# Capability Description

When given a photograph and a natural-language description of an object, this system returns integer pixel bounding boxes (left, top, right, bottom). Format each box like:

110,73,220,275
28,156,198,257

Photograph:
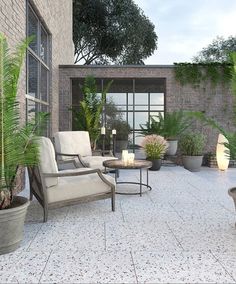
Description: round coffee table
103,159,152,196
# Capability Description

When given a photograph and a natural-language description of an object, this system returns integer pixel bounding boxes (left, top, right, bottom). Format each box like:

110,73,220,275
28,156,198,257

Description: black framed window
26,4,50,134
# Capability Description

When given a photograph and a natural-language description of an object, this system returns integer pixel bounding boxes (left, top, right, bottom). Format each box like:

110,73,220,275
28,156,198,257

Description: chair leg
29,188,33,201
43,205,48,222
111,192,115,212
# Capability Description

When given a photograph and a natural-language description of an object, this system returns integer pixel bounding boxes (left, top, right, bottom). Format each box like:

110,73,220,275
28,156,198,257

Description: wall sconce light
216,134,229,171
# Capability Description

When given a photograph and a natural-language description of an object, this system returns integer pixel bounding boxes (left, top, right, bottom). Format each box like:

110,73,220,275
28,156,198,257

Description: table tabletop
103,159,152,169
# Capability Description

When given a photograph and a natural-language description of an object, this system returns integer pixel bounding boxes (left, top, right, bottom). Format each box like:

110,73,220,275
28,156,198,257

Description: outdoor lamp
101,126,106,135
216,133,229,171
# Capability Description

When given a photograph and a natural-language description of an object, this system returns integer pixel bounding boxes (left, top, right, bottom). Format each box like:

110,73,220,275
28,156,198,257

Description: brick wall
59,65,234,153
0,0,74,133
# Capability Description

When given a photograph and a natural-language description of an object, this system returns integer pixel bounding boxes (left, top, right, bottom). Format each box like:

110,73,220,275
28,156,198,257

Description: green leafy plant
110,119,131,141
70,76,113,150
179,133,205,156
140,111,191,140
0,34,48,209
141,135,167,159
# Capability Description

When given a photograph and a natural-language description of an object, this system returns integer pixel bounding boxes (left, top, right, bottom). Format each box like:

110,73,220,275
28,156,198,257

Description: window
26,4,50,133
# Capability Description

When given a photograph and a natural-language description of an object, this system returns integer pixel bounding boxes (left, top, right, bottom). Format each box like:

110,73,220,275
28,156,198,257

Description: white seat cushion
54,131,92,161
39,137,58,188
82,156,117,171
46,168,115,203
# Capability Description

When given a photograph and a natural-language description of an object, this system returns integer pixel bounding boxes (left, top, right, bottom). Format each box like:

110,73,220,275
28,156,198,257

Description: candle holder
112,133,116,157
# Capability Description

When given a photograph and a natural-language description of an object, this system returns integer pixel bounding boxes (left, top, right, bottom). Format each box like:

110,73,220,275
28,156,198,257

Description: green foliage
71,76,113,149
193,36,236,63
73,0,158,64
179,133,205,156
110,119,131,141
0,34,47,209
174,62,232,86
140,111,191,139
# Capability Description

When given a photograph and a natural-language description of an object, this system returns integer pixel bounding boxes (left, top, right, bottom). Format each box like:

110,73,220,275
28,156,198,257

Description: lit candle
112,129,116,135
122,150,128,164
128,153,135,164
101,127,106,135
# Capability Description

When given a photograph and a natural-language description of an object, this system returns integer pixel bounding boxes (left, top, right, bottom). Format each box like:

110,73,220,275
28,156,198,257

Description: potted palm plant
179,132,205,172
140,111,191,155
141,135,168,170
0,34,43,254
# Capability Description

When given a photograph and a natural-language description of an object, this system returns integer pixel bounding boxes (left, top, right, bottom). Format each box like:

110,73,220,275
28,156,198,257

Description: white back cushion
54,131,92,159
39,137,58,188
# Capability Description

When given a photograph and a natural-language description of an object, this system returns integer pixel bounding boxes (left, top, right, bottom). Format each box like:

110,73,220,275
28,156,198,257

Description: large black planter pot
0,196,29,255
148,159,162,171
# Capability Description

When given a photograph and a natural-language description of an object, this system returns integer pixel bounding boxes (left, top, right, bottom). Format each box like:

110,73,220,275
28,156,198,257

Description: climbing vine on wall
174,62,232,86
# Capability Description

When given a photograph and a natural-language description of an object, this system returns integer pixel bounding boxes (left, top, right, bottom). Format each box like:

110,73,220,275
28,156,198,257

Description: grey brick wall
59,65,234,153
0,0,74,133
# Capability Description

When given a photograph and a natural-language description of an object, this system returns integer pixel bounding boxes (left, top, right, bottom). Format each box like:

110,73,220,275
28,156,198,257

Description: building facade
59,65,234,153
0,0,74,134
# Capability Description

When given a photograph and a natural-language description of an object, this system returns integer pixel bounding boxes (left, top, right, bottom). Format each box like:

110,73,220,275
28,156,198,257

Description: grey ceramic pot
166,140,178,156
182,155,203,172
0,196,29,255
149,159,162,171
228,187,236,227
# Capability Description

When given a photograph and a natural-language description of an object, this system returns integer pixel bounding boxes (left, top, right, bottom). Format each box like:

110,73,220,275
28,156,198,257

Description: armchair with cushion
28,137,115,222
54,131,117,171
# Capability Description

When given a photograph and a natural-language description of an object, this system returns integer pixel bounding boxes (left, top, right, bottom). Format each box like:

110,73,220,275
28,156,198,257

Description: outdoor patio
0,166,235,283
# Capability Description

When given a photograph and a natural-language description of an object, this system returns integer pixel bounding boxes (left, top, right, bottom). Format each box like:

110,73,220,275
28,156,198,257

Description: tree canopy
73,0,158,65
193,36,236,63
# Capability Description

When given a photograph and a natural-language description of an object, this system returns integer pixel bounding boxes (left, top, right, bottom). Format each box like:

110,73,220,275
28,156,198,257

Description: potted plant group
179,132,205,172
140,111,191,156
141,135,168,170
0,34,44,254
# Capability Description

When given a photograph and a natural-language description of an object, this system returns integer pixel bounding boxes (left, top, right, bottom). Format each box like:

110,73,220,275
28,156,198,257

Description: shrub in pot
179,132,205,172
141,135,168,171
0,34,46,254
140,111,192,155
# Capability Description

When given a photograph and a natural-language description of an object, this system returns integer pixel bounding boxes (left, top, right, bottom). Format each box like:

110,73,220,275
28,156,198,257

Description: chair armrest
55,152,87,167
43,169,115,189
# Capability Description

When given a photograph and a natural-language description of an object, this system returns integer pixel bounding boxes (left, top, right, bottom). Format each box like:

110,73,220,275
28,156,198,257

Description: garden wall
59,65,234,153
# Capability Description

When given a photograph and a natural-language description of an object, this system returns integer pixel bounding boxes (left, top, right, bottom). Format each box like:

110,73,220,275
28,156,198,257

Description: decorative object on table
0,34,48,255
179,132,205,172
101,126,106,154
141,135,168,171
140,111,192,156
216,134,229,171
122,150,129,165
112,129,116,156
111,120,131,152
228,187,236,227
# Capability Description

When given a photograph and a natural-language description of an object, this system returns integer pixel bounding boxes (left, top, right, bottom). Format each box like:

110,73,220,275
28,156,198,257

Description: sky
133,0,236,64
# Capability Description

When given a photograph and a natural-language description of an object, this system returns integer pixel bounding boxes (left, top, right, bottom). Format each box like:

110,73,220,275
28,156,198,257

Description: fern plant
71,76,113,150
140,111,191,139
0,34,46,209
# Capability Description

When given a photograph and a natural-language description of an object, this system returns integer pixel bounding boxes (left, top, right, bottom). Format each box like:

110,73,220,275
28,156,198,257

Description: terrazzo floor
1,166,236,283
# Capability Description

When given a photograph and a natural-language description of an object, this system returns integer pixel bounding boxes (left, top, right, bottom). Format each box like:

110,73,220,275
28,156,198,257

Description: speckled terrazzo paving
1,166,236,283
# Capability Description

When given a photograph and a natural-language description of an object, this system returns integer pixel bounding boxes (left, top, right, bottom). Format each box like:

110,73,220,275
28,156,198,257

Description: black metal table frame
105,166,152,196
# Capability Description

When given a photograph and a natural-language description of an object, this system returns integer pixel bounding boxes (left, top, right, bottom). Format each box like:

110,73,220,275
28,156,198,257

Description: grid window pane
107,93,126,105
28,8,38,54
40,27,48,63
28,54,39,98
150,105,164,111
150,93,164,105
135,93,148,105
40,66,48,102
135,112,148,129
